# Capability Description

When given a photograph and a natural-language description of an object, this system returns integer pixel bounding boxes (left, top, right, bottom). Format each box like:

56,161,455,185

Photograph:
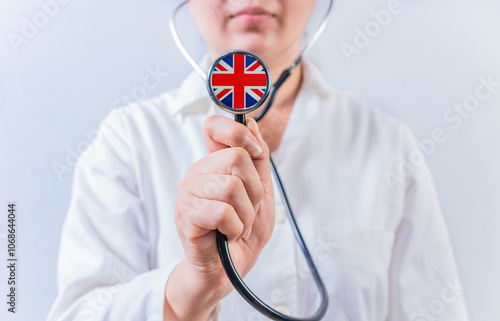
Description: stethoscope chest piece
207,50,271,115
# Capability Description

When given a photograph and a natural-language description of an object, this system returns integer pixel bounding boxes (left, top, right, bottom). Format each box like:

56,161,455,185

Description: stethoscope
170,1,334,320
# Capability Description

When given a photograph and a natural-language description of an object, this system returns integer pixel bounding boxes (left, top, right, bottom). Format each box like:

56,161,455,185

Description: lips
230,6,274,24
231,7,273,17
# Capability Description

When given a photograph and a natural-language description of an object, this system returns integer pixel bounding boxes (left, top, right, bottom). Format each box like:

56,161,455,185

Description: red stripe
212,73,267,86
251,88,264,98
247,62,261,72
234,54,245,108
216,88,231,100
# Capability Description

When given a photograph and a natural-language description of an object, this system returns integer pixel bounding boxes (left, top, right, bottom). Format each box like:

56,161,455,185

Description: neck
247,47,303,153
248,47,303,119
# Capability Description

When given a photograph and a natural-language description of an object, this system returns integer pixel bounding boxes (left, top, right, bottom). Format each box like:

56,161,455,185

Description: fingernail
254,123,264,141
248,118,263,141
245,135,262,157
242,226,253,240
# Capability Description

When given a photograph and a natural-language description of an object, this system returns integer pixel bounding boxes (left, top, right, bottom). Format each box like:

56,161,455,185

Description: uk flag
210,53,268,109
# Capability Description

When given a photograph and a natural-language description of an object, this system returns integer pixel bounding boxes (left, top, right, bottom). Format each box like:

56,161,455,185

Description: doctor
48,0,470,321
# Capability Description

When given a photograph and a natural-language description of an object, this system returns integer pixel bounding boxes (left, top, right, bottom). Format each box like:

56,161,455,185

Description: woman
48,1,469,320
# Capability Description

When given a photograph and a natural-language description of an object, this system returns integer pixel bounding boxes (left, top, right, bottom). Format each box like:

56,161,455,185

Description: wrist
164,259,230,321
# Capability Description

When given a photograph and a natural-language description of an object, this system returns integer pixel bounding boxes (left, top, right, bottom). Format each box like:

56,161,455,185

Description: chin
228,33,271,57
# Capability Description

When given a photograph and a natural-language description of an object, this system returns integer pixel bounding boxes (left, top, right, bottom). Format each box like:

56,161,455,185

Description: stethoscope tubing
217,115,329,320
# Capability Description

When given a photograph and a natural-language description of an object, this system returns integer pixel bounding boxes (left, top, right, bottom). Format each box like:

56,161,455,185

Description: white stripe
216,60,233,72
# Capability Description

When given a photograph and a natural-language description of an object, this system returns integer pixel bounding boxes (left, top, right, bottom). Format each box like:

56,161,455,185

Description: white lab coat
47,60,469,321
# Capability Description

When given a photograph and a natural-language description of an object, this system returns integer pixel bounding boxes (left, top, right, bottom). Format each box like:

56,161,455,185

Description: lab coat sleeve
47,108,218,321
386,127,470,321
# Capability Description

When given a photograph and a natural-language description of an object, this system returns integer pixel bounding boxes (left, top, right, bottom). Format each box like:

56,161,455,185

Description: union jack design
209,53,268,110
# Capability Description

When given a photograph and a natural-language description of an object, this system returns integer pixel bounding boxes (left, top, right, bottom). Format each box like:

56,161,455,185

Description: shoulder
303,61,416,154
335,89,412,141
303,61,422,194
95,85,190,143
78,89,180,165
304,60,407,129
106,89,180,127
99,68,210,138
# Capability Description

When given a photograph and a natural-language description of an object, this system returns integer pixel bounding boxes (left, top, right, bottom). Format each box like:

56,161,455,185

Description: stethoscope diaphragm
207,50,271,115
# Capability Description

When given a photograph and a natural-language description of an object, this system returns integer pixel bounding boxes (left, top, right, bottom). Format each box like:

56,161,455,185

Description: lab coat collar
169,54,331,117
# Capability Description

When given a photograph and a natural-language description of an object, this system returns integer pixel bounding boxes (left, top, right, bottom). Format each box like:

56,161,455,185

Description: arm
387,128,469,320
47,110,274,321
47,109,183,321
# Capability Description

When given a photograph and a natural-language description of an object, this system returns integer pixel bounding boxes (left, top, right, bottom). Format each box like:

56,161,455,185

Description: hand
164,115,275,321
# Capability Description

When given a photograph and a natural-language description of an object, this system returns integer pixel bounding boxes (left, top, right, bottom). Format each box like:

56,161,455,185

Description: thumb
246,117,274,198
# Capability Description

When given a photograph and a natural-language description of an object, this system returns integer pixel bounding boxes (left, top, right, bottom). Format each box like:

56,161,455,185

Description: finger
181,174,256,238
245,117,273,198
177,196,244,242
204,115,262,157
186,147,264,211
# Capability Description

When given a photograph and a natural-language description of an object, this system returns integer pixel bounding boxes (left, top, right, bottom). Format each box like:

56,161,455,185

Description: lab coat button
275,205,286,224
274,305,291,315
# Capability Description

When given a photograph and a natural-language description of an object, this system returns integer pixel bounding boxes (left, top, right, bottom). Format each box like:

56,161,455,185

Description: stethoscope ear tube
214,116,329,321
254,68,291,122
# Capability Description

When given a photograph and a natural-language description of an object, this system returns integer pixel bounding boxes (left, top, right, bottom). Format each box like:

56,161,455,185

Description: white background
0,0,499,320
